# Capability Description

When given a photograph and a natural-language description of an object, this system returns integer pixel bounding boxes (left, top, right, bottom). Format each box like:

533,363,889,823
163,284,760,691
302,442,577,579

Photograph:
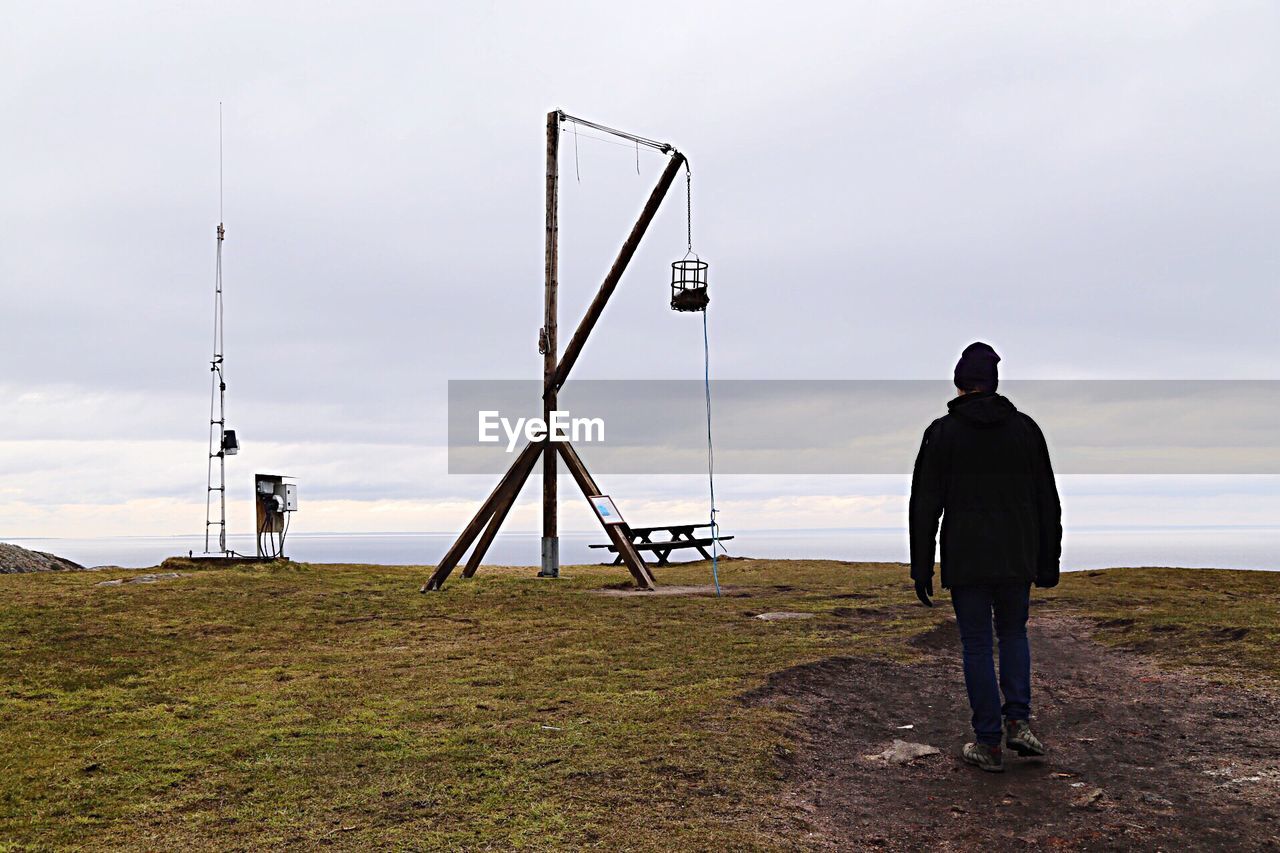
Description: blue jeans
950,583,1032,746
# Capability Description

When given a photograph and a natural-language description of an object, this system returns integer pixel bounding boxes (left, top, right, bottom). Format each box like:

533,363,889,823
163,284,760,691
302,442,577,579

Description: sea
5,527,1279,572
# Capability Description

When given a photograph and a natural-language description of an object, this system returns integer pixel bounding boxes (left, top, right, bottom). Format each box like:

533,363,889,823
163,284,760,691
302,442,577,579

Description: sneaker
1004,719,1047,757
962,742,1004,772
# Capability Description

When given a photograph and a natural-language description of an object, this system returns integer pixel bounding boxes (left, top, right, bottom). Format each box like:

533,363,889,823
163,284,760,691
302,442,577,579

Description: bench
590,523,734,566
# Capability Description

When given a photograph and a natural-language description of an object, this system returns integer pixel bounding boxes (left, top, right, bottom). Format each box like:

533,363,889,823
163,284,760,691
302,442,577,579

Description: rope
703,308,721,597
684,161,719,594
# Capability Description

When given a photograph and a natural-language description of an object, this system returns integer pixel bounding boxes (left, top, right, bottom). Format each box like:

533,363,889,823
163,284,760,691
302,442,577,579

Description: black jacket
909,392,1062,589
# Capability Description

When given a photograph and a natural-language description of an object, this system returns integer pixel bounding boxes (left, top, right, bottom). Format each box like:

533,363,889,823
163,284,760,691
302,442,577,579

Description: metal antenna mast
204,105,230,555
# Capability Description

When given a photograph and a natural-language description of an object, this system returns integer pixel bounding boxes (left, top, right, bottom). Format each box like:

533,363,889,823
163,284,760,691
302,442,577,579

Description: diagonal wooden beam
555,441,655,589
463,441,541,578
545,152,686,397
422,440,543,591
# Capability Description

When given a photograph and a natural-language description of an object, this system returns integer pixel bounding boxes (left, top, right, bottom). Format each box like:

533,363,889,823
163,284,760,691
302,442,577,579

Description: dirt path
746,610,1280,851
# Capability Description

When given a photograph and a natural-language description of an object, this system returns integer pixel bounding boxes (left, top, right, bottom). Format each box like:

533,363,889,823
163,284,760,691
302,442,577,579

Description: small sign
589,495,625,525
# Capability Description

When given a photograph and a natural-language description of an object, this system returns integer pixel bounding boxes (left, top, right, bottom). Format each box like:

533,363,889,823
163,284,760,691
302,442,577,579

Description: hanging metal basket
671,257,709,312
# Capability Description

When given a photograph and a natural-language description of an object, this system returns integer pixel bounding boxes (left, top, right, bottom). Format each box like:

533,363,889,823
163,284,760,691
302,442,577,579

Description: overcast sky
2,2,1277,542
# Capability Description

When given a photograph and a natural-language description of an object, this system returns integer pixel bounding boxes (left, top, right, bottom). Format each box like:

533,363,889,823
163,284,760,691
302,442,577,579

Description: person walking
909,342,1063,772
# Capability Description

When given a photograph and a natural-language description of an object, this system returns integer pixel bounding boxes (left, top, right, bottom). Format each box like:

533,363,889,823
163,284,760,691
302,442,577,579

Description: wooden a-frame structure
423,111,685,592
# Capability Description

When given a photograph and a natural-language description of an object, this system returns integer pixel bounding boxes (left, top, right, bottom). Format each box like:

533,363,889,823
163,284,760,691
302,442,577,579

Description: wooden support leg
604,524,652,586
422,441,543,591
555,441,654,589
463,441,541,578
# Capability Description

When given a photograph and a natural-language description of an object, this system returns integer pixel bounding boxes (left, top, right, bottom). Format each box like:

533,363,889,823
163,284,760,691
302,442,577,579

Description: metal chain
685,163,693,254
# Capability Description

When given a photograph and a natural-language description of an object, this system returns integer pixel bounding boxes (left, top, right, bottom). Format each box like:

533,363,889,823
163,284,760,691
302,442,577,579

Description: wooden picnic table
590,522,733,566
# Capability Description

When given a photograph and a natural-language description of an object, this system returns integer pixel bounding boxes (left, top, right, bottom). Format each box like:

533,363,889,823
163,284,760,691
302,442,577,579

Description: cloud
2,2,1278,537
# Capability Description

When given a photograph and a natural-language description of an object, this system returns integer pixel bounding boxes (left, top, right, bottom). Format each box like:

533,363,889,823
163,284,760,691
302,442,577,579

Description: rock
1072,787,1104,808
1141,792,1173,808
131,572,181,583
754,611,815,621
865,739,941,764
95,572,182,587
0,542,83,574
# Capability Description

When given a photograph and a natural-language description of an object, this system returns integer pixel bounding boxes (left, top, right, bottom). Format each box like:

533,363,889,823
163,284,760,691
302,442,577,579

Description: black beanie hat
954,342,1000,392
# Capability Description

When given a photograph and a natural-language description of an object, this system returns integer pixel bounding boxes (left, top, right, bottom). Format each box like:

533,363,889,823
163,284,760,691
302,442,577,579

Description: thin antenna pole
218,102,223,222
205,105,229,555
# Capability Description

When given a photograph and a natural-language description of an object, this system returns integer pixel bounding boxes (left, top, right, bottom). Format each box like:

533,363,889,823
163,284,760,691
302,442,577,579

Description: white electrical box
253,473,297,559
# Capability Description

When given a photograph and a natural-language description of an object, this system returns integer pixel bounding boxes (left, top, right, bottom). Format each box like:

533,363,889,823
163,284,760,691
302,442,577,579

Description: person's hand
1035,565,1060,589
914,577,934,607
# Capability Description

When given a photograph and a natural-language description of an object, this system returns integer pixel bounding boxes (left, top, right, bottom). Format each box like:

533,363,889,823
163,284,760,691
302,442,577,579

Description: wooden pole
540,110,560,578
545,151,686,396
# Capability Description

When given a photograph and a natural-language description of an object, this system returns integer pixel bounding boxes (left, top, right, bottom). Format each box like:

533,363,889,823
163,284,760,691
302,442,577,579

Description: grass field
1,558,1276,850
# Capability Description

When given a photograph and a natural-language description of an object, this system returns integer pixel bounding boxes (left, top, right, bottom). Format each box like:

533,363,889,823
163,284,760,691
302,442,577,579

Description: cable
681,160,719,594
703,308,721,597
257,496,286,559
573,119,580,183
279,509,291,557
559,126,654,152
558,112,675,154
257,503,267,558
